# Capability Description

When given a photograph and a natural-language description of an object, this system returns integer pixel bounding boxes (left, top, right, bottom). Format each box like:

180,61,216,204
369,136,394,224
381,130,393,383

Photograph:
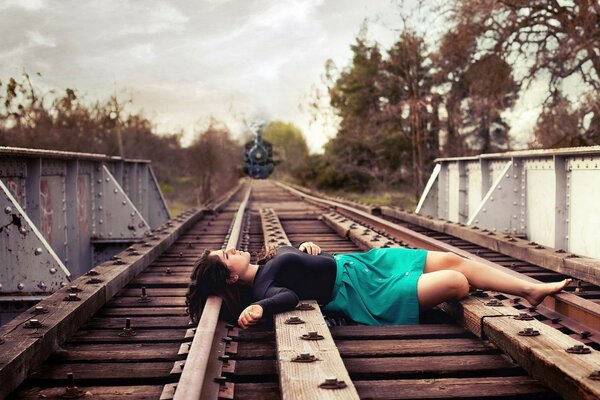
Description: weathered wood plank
13,385,163,400
106,296,186,307
334,338,497,357
67,328,188,343
353,376,555,399
328,324,469,339
275,300,360,400
234,383,280,400
28,362,174,381
82,316,191,329
233,354,518,378
95,306,187,317
50,343,179,362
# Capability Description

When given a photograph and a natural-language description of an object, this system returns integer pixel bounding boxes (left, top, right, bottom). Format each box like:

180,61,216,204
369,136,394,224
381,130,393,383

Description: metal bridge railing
416,146,600,259
0,146,170,300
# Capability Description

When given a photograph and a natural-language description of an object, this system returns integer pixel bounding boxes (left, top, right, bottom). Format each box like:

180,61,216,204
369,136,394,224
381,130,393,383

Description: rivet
301,331,324,341
514,312,534,320
64,293,81,301
518,327,540,336
4,206,12,214
319,377,347,389
32,305,48,315
566,344,591,354
590,370,600,380
34,248,43,256
24,318,43,328
17,282,24,290
296,303,315,310
68,286,82,293
292,353,318,363
285,316,305,325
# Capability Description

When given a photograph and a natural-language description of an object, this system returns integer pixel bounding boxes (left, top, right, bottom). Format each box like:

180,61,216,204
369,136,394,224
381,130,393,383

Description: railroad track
2,180,600,399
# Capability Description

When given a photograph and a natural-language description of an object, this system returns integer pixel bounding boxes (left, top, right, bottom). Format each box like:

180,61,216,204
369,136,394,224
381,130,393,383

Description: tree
187,122,242,204
379,31,438,194
444,0,600,146
261,121,309,180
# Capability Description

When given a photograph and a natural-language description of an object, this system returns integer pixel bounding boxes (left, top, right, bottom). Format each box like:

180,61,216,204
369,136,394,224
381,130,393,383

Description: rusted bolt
512,297,522,304
165,268,172,275
296,303,315,311
86,278,103,284
32,305,49,315
113,259,126,265
118,318,136,337
486,299,503,307
319,377,347,389
590,370,600,380
86,270,99,276
187,242,193,248
222,336,233,343
64,293,81,302
68,286,82,293
580,331,591,339
301,331,324,341
518,327,540,336
62,372,84,398
285,316,305,325
139,287,151,303
566,344,591,354
292,353,318,363
471,289,488,298
514,313,534,321
24,319,43,328
551,317,561,324
179,252,183,258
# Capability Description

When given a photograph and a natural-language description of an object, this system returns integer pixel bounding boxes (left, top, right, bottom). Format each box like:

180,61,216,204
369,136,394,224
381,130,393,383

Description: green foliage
262,121,309,179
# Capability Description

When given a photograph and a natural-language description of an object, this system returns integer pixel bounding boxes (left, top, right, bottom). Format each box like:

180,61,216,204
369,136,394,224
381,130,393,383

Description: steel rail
275,181,600,335
174,183,252,400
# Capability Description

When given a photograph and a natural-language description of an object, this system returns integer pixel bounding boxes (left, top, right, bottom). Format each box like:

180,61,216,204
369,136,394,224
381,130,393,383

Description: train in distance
243,130,274,179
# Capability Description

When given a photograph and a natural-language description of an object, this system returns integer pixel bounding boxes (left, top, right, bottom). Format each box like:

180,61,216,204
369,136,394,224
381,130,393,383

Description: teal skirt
323,248,427,325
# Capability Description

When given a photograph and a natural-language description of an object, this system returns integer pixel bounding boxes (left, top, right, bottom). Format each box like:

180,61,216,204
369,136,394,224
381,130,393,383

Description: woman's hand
299,241,321,255
238,304,263,329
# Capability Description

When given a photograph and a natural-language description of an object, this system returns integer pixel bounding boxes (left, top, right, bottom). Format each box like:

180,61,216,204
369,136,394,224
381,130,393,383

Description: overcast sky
1,0,548,153
0,0,427,152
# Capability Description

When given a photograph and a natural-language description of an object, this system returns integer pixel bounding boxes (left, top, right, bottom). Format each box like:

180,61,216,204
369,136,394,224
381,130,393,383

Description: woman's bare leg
424,252,571,306
417,270,470,310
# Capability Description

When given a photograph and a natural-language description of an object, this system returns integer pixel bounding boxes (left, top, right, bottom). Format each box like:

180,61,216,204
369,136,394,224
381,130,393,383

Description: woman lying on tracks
186,243,571,329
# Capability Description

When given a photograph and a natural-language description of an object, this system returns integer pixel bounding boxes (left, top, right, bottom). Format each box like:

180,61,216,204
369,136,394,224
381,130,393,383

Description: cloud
0,0,404,152
26,31,56,48
1,0,46,11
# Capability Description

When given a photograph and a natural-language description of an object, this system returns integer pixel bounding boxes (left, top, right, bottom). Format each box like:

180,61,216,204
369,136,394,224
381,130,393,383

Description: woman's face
210,248,251,281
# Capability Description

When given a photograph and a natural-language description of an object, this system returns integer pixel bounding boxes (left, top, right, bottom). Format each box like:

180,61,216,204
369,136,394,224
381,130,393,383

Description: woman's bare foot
525,279,572,306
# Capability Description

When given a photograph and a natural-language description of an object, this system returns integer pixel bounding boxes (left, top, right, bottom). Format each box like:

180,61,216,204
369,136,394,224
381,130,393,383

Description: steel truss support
0,179,69,295
416,146,600,259
0,147,171,297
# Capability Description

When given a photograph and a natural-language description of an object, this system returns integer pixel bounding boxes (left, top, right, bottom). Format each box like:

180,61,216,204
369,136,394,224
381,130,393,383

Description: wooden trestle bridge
1,146,600,399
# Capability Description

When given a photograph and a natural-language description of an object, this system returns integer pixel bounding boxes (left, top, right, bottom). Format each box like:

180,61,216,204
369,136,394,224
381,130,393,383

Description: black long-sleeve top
251,246,337,317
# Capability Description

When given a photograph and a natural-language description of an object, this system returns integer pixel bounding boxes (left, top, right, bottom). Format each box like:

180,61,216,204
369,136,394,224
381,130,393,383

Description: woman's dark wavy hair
186,247,278,324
